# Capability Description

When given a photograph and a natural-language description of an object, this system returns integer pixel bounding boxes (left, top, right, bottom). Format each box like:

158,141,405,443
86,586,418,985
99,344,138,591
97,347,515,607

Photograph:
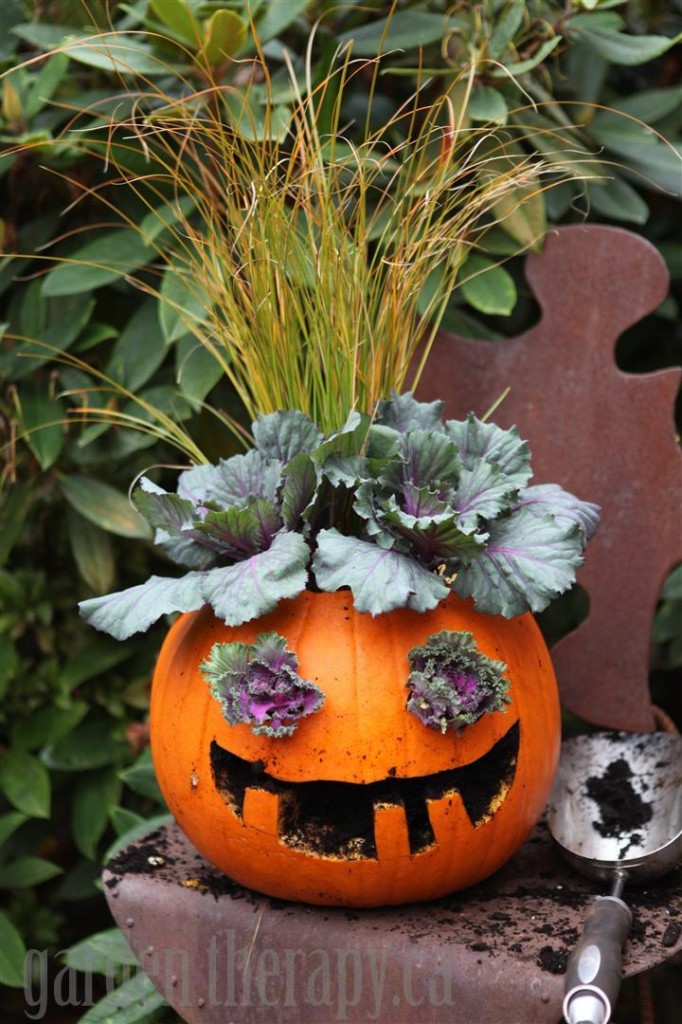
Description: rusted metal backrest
417,224,682,732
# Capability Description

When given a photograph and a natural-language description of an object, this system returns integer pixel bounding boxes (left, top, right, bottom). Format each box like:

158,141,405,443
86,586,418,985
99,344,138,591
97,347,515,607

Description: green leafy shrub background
1,2,680,1021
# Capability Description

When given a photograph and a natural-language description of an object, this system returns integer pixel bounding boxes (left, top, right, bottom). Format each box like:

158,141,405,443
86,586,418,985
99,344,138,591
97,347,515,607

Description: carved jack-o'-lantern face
150,591,560,907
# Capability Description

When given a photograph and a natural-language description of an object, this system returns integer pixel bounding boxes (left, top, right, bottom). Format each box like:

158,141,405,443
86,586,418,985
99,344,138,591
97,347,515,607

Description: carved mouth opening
210,720,519,860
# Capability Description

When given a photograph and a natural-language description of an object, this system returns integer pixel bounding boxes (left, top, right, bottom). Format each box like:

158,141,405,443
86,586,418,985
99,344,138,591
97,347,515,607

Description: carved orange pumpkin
150,591,560,907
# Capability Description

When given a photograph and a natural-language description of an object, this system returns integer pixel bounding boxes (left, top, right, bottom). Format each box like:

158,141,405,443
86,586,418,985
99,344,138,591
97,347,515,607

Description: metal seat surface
103,818,682,1024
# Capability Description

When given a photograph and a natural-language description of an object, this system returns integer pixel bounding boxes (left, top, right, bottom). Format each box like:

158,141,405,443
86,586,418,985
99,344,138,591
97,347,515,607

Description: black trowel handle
562,895,632,1024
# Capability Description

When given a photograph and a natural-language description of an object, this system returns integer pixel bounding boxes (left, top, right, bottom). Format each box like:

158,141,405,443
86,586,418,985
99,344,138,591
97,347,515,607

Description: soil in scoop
585,757,653,838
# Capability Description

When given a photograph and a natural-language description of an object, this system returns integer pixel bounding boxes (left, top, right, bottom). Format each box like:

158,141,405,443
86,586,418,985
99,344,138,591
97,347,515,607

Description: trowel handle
562,895,632,1024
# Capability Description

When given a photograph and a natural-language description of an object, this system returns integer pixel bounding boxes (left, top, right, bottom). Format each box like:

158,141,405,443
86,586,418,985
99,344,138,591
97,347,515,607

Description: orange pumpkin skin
150,591,560,907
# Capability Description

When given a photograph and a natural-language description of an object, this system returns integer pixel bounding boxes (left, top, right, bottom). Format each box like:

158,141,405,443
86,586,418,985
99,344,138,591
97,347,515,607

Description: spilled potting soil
103,818,681,980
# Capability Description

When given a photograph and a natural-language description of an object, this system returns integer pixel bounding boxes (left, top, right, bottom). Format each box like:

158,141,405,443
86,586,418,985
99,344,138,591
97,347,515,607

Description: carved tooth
373,803,412,861
427,790,475,850
483,776,514,822
243,787,280,836
210,720,520,861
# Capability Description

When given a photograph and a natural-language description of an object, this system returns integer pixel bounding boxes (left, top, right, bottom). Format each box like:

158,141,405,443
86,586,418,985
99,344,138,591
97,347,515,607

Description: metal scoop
547,731,682,1024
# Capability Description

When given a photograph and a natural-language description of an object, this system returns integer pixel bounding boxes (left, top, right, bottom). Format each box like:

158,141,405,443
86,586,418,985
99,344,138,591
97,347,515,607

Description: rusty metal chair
103,225,682,1023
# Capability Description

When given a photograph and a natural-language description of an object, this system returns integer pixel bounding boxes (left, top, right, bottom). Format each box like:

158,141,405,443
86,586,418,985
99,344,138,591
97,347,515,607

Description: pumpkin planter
82,395,598,908
61,48,601,911
150,590,560,907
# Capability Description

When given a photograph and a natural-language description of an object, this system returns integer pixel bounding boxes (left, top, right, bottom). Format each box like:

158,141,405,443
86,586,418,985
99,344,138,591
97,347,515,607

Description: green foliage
0,485,168,1018
653,565,682,669
10,31,576,439
0,909,26,987
0,750,51,818
64,927,139,972
60,477,152,540
77,970,166,1024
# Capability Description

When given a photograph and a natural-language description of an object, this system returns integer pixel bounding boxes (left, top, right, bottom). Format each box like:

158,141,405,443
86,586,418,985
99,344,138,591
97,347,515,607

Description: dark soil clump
662,922,682,947
107,830,174,876
537,946,568,974
585,757,653,838
192,869,244,900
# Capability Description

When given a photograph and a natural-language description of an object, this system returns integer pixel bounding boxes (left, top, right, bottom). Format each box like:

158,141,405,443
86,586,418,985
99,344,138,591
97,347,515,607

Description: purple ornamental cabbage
406,631,510,733
201,632,325,737
78,394,601,641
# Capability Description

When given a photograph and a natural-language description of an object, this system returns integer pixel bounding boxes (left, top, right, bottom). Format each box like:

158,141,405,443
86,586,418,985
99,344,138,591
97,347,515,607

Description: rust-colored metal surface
416,225,682,732
104,820,682,1024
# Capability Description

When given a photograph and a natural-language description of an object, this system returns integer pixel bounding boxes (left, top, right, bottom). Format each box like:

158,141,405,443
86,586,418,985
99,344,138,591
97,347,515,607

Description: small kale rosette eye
406,631,510,734
201,633,325,738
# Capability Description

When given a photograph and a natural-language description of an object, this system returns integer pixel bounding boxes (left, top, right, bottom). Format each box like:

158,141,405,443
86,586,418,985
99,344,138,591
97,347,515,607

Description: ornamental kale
79,394,600,639
201,633,325,737
406,631,510,733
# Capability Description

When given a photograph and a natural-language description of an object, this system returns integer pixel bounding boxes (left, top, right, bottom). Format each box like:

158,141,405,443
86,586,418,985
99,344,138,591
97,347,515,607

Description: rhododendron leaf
201,9,247,66
445,414,531,486
252,410,323,462
194,499,282,556
377,392,445,433
313,528,449,614
200,532,310,625
453,461,519,532
280,452,319,529
517,484,601,540
454,508,584,617
79,573,205,640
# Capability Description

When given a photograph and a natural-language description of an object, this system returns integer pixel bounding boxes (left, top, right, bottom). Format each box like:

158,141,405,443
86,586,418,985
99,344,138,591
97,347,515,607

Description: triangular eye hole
201,632,325,737
406,630,510,734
